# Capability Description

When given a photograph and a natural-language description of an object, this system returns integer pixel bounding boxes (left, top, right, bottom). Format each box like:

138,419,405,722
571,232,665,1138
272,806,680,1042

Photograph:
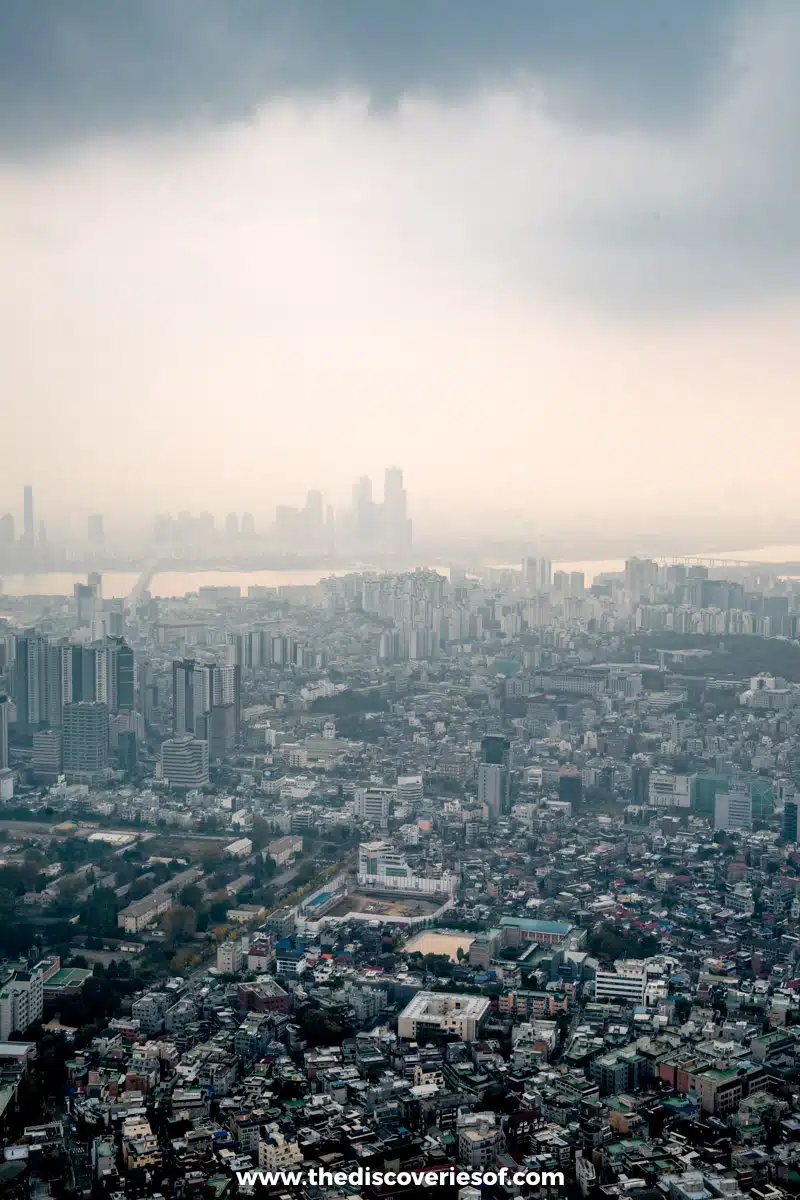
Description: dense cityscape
1,484,800,1199
5,2,800,1199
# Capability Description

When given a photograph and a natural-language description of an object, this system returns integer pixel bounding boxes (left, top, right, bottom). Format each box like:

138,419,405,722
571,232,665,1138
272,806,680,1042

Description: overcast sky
2,1,799,535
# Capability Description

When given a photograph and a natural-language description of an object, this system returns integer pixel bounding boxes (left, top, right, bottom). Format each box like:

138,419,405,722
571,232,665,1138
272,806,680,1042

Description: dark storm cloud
0,0,743,154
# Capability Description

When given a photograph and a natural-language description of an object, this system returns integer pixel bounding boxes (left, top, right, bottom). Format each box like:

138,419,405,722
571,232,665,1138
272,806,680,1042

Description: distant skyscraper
225,513,239,540
22,485,34,549
0,514,14,546
569,571,585,597
74,581,99,627
12,632,46,727
783,799,799,843
211,662,241,734
172,659,212,738
479,735,511,819
353,475,375,541
241,512,255,537
305,491,324,539
0,694,8,770
88,514,104,546
625,557,658,599
44,642,72,728
523,557,552,589
384,467,411,553
62,701,110,777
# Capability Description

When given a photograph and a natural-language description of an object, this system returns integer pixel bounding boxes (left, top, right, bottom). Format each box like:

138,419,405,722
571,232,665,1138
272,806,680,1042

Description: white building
354,787,393,826
398,992,491,1042
0,965,44,1039
395,774,424,805
117,892,171,934
226,837,253,859
477,762,505,821
714,785,753,832
457,1114,505,1168
647,771,693,808
258,1129,303,1172
267,835,303,866
594,959,651,1006
357,840,456,895
160,735,209,789
217,940,244,974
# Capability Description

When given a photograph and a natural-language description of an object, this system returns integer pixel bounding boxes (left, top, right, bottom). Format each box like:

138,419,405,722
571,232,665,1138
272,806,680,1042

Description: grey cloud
0,0,743,155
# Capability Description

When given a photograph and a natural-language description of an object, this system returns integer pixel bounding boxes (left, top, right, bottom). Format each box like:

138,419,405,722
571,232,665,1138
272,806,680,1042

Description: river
3,543,800,598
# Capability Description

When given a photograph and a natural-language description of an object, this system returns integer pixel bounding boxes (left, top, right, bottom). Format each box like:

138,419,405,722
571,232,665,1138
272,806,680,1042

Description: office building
62,702,110,778
648,771,692,808
112,638,135,710
783,799,799,843
210,704,237,759
0,513,13,546
161,735,209,789
173,658,238,751
714,784,753,832
173,659,212,738
354,786,393,826
395,773,424,805
398,992,491,1042
594,960,651,1005
32,729,63,779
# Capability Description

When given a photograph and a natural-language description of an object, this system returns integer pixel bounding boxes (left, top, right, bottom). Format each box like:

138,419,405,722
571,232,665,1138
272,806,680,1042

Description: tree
180,883,203,909
163,905,197,942
0,887,16,919
251,818,271,853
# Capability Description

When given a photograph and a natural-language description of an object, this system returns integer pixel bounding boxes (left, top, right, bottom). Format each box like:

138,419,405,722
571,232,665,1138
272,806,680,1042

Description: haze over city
7,7,800,1197
3,1,800,543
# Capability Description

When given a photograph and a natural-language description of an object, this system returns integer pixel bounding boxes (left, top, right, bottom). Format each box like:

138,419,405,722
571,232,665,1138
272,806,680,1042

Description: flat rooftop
400,991,491,1022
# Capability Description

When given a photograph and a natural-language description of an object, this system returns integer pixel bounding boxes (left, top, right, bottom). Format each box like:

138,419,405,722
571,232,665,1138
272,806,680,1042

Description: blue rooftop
500,917,572,934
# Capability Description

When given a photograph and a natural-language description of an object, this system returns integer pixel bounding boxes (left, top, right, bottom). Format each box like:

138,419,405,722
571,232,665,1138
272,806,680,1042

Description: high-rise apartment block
62,701,110,779
478,735,511,820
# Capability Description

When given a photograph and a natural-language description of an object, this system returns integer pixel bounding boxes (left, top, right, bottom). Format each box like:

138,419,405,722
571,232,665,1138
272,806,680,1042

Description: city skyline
3,3,800,524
